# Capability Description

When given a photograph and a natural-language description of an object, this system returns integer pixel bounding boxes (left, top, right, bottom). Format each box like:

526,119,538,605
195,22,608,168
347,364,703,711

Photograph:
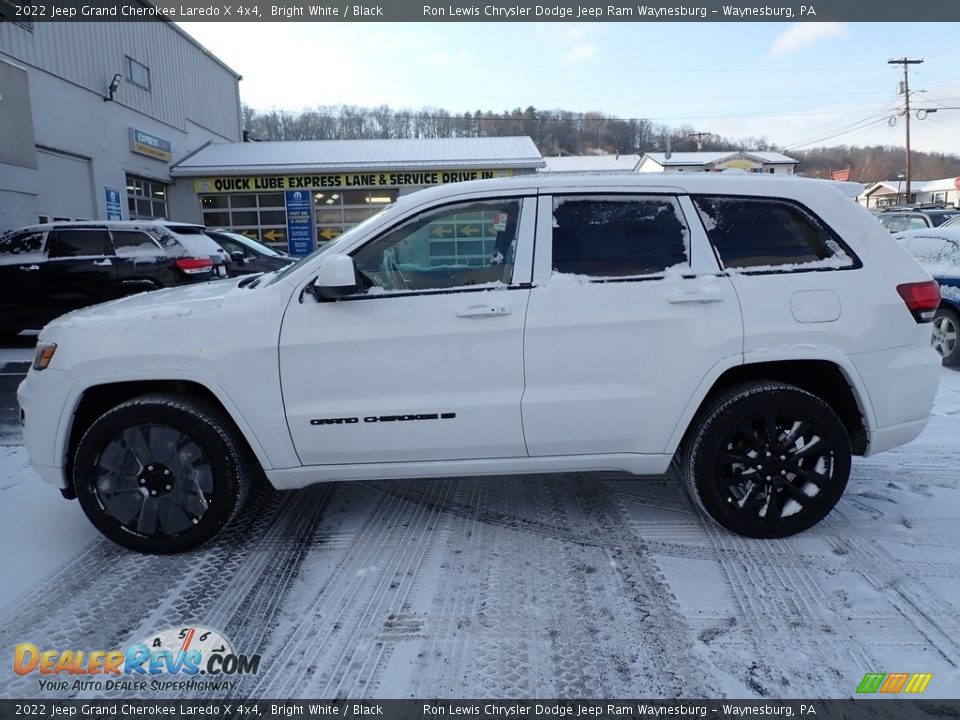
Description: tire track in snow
245,479,454,698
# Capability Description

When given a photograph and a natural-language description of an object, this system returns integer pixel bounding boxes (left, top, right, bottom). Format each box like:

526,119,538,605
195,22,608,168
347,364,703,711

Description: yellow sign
194,169,514,194
263,229,285,242
319,228,342,240
718,158,759,170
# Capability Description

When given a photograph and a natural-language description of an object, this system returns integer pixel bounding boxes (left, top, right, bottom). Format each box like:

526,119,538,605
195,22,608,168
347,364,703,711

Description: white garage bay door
36,148,94,221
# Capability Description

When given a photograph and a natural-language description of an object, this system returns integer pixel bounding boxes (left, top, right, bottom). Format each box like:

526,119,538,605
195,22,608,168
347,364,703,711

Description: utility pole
687,131,712,151
888,57,923,204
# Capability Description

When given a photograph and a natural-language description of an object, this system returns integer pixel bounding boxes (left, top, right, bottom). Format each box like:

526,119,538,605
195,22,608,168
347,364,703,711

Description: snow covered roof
862,177,960,196
642,151,798,167
539,154,641,173
171,137,545,176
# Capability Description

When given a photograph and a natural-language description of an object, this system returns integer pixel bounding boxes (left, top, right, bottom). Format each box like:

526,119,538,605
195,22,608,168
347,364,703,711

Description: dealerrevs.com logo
13,626,261,693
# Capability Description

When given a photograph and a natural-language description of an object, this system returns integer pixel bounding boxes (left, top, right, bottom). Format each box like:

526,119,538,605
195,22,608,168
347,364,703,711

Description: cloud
769,23,848,57
563,44,598,64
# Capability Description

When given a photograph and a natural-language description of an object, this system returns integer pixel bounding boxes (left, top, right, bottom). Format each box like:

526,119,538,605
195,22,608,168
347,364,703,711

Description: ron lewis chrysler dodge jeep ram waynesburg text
18,174,943,553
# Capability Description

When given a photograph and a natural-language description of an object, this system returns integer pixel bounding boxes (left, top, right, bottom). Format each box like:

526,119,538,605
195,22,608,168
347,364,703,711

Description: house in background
858,177,960,208
636,151,798,175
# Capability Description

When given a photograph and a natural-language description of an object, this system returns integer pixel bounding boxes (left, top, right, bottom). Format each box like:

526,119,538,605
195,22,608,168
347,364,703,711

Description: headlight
32,342,57,371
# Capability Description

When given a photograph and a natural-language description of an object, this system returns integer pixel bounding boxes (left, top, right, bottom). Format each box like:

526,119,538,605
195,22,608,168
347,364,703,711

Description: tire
73,393,251,554
682,381,851,539
931,306,960,366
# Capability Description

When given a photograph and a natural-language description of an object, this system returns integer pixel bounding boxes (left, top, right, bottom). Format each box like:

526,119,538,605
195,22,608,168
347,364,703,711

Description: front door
279,195,536,465
39,228,117,316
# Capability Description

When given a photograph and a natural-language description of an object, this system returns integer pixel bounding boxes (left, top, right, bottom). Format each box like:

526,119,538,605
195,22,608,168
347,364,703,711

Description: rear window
110,230,162,257
691,195,855,271
148,225,223,258
551,195,689,278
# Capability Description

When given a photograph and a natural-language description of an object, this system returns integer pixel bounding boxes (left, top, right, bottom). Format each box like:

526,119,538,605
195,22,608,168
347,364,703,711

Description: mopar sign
129,128,172,162
285,190,315,257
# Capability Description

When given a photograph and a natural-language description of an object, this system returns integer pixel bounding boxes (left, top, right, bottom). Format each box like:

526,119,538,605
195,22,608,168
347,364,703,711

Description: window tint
110,230,161,257
0,231,44,257
352,199,521,293
551,195,688,277
692,196,853,270
48,229,110,258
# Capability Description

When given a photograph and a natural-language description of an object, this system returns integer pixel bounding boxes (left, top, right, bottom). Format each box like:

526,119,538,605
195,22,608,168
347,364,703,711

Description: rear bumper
849,331,941,457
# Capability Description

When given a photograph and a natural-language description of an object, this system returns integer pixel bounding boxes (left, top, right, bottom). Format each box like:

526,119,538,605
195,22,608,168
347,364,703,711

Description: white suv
17,174,943,553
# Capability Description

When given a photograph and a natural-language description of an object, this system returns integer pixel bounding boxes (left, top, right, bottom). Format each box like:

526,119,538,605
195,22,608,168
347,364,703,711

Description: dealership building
0,18,244,232
0,15,545,256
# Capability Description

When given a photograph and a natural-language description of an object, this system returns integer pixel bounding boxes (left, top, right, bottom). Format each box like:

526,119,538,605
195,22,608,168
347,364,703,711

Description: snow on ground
1,370,959,699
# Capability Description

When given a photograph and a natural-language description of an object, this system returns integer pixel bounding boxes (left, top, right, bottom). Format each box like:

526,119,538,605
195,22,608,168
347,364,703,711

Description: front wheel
682,382,851,538
73,393,251,553
931,306,959,366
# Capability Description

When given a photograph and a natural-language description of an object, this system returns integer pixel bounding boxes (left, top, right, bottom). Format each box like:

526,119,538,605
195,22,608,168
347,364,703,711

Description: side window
886,216,907,233
352,199,521,293
0,231,45,262
551,195,688,277
110,230,161,257
47,229,111,259
906,216,929,231
692,195,855,270
213,236,247,256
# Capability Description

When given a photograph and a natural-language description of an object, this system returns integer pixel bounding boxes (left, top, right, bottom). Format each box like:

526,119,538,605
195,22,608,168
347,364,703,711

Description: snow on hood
44,277,245,332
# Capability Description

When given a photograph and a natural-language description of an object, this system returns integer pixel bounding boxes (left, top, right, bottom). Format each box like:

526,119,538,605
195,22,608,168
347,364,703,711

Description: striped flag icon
856,672,932,694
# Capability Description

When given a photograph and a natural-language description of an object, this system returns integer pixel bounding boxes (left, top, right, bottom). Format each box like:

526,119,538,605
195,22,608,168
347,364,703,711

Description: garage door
36,149,94,221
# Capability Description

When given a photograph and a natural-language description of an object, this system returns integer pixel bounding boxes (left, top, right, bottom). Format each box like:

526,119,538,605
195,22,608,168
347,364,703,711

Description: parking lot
1,332,959,699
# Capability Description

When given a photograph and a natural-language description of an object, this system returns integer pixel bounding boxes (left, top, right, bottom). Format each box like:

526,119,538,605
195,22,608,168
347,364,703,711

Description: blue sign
285,190,315,257
104,187,123,220
129,127,173,162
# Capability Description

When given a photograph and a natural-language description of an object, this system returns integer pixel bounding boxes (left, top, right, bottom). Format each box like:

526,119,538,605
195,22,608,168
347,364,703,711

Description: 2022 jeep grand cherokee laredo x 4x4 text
18,174,943,553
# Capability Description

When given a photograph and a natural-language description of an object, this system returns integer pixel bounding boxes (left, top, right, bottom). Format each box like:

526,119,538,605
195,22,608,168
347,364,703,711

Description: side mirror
310,253,360,299
230,250,246,265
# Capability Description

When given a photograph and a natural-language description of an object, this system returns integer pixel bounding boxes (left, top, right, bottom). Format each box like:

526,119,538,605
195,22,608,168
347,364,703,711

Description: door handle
19,265,39,272
92,259,113,267
667,288,723,304
456,304,510,318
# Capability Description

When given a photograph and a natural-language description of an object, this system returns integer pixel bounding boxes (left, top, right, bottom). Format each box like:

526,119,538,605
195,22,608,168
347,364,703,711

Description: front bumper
17,368,77,490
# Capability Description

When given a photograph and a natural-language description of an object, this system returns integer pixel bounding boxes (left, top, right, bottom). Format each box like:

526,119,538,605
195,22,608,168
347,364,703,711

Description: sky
176,21,960,155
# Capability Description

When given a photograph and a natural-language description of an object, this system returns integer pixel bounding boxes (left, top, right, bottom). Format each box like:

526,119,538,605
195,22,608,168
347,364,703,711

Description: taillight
175,257,214,275
896,280,940,322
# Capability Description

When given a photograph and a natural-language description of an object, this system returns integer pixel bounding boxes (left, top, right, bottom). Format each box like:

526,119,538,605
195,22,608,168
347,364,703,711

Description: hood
43,277,247,334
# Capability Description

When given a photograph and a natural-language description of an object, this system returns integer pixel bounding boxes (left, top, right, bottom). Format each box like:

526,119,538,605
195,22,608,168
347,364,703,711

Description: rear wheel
682,382,851,538
73,393,251,553
931,306,959,366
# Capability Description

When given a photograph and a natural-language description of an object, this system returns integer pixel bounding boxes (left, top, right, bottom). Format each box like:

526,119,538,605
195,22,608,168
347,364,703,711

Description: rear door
39,228,117,315
521,191,743,456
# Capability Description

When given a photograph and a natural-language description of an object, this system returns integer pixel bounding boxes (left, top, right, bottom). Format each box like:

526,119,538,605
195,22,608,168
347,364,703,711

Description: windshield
218,231,286,258
265,209,391,286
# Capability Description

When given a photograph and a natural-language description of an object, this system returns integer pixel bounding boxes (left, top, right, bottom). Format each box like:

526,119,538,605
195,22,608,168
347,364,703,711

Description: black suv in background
0,221,230,335
877,206,960,232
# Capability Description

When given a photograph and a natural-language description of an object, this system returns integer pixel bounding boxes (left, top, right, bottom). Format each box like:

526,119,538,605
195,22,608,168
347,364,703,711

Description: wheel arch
669,358,871,458
63,379,270,497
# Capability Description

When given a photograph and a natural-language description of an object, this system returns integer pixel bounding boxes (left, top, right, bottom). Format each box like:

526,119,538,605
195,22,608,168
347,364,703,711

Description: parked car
877,206,960,233
204,229,297,276
18,174,942,553
0,221,230,335
894,227,960,365
939,214,960,228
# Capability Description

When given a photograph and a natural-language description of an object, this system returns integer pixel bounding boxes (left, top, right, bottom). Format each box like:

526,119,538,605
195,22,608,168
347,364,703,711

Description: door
279,195,535,465
39,228,117,316
521,193,744,456
0,229,48,331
